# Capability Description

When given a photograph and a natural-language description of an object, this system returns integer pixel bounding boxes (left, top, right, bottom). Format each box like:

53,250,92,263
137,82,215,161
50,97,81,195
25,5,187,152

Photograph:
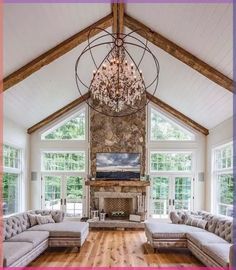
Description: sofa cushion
6,230,49,248
214,218,232,243
3,241,33,267
202,243,232,267
28,221,89,237
145,222,205,239
3,216,23,240
187,231,227,249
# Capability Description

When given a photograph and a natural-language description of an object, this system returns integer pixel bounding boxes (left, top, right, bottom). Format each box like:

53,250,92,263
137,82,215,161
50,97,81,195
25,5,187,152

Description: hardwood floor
30,230,203,267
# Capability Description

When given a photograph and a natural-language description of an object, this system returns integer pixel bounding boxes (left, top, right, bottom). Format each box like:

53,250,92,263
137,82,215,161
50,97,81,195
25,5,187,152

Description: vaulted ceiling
3,3,233,132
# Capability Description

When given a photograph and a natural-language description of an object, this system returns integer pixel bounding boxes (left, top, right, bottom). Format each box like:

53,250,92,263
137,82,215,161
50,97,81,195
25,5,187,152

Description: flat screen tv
96,153,141,180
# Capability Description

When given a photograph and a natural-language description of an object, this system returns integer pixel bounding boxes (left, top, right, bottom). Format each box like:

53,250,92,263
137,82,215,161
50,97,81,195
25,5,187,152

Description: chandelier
75,28,160,117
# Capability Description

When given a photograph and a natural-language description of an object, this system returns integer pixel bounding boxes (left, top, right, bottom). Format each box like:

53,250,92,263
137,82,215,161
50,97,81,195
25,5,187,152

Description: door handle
64,198,66,205
169,199,171,206
60,199,63,205
172,199,175,206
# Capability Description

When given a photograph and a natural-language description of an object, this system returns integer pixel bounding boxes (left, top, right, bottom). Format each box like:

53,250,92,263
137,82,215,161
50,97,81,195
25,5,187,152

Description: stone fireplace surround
87,182,149,228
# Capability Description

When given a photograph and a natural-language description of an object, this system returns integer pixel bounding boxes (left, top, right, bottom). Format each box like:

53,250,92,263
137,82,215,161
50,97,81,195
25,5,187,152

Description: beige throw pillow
185,214,208,229
36,214,55,225
28,213,41,227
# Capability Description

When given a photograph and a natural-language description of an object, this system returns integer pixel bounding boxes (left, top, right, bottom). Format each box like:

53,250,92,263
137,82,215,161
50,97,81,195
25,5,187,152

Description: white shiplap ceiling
3,3,233,131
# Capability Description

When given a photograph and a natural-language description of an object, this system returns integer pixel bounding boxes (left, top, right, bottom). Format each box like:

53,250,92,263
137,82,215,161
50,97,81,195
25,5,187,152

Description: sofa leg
77,247,80,252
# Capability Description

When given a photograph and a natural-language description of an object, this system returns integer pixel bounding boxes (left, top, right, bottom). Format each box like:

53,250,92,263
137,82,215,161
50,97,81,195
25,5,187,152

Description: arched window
41,108,86,140
150,108,195,141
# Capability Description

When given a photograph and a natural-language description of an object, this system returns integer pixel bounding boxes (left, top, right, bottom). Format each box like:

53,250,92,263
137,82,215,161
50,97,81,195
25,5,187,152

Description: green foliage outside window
42,112,85,140
151,152,192,172
217,174,234,216
3,173,19,215
3,144,20,169
151,109,193,141
42,152,85,172
67,176,83,200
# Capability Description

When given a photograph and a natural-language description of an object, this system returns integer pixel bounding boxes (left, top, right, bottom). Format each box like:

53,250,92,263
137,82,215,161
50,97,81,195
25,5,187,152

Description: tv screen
96,153,141,180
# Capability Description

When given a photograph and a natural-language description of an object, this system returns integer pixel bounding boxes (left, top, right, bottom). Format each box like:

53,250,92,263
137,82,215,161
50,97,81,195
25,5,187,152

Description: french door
42,173,84,217
151,175,193,218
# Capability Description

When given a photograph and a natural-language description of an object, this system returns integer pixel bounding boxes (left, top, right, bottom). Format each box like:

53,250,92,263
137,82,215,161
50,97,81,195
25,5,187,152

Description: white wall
205,116,233,212
3,117,30,211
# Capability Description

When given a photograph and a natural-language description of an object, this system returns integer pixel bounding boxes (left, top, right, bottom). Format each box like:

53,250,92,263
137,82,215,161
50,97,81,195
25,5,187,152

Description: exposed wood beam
124,14,233,93
27,92,90,134
112,3,124,34
146,92,209,136
112,3,118,34
3,14,113,91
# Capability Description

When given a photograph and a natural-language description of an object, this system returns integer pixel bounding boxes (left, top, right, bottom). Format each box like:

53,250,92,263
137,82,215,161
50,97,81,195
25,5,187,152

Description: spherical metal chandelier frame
75,27,160,117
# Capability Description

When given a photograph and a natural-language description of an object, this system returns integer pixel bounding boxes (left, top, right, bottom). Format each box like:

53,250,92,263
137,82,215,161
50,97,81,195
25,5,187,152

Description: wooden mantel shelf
85,180,150,187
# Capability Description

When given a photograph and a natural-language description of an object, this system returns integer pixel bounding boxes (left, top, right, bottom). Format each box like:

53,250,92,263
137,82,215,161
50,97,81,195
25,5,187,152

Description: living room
1,1,234,268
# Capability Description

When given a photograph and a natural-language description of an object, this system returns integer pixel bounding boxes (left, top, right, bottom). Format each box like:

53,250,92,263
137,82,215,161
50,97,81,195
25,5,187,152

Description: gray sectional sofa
145,210,234,268
3,210,89,267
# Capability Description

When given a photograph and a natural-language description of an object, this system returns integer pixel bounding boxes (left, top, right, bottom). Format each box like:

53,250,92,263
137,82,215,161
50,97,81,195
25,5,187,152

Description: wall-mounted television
96,152,141,180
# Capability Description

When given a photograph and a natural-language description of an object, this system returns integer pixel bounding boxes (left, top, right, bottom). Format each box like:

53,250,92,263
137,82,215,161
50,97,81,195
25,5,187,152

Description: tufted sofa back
3,210,65,241
197,210,233,242
170,210,233,243
3,215,23,240
214,218,232,243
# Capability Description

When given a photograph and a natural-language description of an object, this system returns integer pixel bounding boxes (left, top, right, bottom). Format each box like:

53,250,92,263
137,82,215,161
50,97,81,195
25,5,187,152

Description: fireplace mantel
85,180,150,187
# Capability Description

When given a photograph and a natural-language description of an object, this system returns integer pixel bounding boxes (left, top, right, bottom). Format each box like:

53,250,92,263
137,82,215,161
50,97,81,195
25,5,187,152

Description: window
150,108,194,141
42,152,86,172
213,143,233,217
150,152,192,172
149,152,193,218
41,109,86,140
3,144,22,216
3,144,21,169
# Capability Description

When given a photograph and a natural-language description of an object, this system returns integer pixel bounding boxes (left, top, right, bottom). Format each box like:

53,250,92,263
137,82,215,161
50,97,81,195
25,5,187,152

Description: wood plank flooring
30,230,203,267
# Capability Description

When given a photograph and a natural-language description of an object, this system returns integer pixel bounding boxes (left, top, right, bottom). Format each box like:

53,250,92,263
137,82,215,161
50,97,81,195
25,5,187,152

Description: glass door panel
174,177,192,211
65,176,83,217
152,176,170,218
44,175,62,210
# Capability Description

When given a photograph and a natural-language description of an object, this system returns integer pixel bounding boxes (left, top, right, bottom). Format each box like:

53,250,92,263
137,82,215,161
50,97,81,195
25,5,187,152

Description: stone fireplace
87,181,149,224
95,191,143,218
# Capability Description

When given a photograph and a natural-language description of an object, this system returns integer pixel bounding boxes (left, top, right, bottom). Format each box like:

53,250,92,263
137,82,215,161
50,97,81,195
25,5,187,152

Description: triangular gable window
150,108,195,141
41,109,86,140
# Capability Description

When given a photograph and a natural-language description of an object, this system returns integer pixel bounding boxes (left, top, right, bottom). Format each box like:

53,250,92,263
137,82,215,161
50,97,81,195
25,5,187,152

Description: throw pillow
52,212,64,223
28,213,41,227
36,215,55,225
170,211,183,224
185,214,208,229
